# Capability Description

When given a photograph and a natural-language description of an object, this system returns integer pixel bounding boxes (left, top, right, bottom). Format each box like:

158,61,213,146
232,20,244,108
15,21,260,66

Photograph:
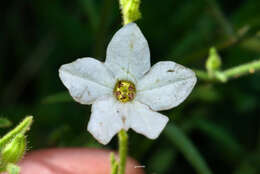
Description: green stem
118,129,128,174
110,153,119,174
194,70,212,81
195,59,260,82
0,116,33,148
223,60,260,79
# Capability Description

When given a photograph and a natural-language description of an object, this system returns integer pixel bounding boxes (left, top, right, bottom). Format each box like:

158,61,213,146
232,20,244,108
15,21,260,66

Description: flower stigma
114,80,136,103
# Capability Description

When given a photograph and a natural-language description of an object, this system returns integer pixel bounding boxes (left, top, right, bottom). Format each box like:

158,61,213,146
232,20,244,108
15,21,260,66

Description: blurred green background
1,0,260,173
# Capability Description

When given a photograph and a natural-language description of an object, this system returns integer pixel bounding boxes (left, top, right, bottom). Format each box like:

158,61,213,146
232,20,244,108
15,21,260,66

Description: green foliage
0,116,33,173
165,124,212,174
0,118,12,128
0,135,26,171
42,92,73,104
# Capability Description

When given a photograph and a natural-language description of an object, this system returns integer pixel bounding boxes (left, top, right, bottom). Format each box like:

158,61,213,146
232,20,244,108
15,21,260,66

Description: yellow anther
114,80,136,103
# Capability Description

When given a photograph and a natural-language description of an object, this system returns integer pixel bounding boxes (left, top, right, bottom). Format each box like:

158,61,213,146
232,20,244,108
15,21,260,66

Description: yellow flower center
114,80,136,103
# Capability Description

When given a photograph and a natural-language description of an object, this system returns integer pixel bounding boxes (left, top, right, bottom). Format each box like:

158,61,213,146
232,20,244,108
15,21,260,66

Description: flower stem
118,129,128,174
110,153,119,174
195,59,260,82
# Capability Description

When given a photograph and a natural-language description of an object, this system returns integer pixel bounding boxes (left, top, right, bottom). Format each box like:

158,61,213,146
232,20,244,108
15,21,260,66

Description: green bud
1,135,26,169
7,163,20,174
206,47,222,75
120,0,141,25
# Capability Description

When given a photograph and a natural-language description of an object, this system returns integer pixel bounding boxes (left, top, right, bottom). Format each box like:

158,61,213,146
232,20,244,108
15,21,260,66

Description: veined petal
87,96,125,145
128,101,169,139
105,23,150,83
59,58,116,105
136,61,197,111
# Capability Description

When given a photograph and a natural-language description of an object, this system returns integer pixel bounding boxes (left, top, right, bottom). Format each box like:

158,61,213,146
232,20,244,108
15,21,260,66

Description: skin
18,148,144,174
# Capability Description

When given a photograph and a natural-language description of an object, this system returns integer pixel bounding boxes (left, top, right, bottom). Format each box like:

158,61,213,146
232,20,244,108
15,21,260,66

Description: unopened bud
1,134,26,169
206,47,222,76
120,0,141,25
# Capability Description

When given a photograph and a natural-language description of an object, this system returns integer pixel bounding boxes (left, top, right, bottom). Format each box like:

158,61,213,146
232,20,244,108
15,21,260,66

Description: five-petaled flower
59,23,197,145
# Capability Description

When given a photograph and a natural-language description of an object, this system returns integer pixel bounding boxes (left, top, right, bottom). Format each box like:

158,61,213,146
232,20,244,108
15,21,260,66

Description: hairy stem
223,60,260,79
118,130,128,174
0,116,33,148
195,59,260,82
110,153,119,174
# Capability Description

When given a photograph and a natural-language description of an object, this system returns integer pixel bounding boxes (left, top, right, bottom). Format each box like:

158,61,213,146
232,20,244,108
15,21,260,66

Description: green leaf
164,124,212,174
42,92,73,104
78,0,98,31
0,118,12,128
47,125,70,145
195,119,245,161
148,148,177,174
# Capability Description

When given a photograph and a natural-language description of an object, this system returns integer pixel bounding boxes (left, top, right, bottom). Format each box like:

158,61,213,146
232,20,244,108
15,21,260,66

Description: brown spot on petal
130,42,134,50
122,116,126,124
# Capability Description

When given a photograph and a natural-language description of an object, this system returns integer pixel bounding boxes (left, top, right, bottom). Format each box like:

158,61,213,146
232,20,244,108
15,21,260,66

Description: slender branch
118,130,128,174
223,60,260,79
183,25,250,65
195,59,260,82
205,0,236,40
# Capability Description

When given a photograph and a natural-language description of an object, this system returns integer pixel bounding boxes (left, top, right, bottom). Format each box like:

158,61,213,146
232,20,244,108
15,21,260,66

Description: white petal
128,101,169,139
136,61,197,111
59,58,116,105
105,23,150,83
87,96,124,145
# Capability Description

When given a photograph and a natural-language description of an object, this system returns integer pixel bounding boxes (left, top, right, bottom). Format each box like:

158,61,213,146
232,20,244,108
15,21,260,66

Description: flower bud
120,0,141,25
206,47,222,75
0,134,26,169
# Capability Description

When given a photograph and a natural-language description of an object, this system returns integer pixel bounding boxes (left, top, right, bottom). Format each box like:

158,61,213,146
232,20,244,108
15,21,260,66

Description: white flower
59,23,197,145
